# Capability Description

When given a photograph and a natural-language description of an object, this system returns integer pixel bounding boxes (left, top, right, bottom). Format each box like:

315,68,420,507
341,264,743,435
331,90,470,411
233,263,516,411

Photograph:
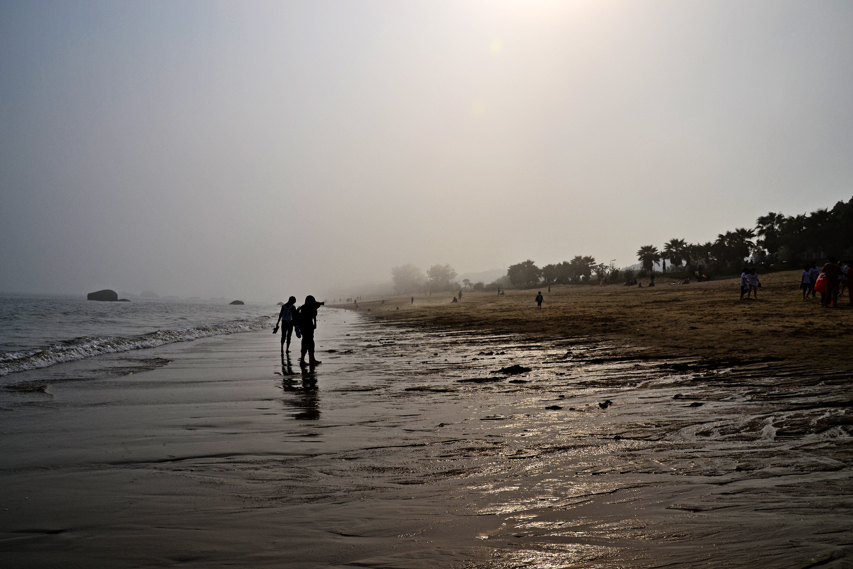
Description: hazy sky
2,0,852,301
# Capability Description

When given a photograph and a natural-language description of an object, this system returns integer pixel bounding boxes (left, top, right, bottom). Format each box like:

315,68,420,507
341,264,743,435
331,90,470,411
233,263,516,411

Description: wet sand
2,277,853,568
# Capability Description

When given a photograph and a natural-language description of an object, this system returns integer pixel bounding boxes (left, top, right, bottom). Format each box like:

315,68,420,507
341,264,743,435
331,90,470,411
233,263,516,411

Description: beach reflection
280,353,320,420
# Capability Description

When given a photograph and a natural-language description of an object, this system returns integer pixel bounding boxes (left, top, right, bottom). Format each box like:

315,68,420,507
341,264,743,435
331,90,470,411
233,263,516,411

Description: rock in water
229,300,245,305
87,289,118,301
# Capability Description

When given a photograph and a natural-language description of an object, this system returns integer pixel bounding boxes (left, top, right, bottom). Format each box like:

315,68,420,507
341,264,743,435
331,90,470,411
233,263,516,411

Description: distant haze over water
2,1,852,300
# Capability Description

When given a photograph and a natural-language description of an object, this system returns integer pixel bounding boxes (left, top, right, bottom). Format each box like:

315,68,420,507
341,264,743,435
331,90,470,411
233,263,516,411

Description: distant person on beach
843,259,852,305
411,296,414,304
821,258,841,307
535,291,544,309
809,262,820,297
274,296,298,353
801,265,812,300
747,268,761,299
296,295,324,366
739,267,749,300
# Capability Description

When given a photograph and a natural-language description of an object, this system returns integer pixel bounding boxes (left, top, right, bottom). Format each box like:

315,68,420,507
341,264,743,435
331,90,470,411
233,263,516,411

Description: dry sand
343,270,853,371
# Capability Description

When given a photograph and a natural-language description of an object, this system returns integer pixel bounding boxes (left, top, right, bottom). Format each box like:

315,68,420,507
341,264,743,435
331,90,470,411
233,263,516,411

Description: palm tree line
505,196,852,288
637,195,853,277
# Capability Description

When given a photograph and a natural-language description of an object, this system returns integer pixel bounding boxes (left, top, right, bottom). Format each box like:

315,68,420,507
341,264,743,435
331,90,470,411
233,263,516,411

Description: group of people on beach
273,295,324,366
802,257,852,307
739,267,762,300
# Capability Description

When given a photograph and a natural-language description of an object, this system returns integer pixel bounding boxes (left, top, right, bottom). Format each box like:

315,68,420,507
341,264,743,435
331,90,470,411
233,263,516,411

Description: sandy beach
2,276,852,568
353,270,853,371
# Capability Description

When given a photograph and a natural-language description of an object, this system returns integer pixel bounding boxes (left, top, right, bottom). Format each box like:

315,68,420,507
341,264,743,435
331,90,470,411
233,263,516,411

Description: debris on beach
599,399,613,409
545,405,563,410
493,364,532,375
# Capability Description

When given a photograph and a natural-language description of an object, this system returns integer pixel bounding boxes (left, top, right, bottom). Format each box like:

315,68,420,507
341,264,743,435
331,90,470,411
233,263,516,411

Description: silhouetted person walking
274,296,297,353
535,291,544,309
822,257,841,307
297,295,324,366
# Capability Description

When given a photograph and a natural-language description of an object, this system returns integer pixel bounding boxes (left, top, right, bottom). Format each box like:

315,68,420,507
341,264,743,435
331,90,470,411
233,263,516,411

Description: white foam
0,317,270,377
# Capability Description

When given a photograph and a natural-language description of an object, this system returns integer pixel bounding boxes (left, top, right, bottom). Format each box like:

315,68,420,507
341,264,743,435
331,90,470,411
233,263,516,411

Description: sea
0,294,274,381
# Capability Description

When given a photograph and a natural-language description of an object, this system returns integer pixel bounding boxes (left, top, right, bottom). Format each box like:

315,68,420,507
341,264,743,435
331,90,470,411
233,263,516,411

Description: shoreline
332,270,853,371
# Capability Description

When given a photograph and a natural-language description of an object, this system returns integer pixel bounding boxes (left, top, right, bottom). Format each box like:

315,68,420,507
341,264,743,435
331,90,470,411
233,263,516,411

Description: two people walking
274,295,324,366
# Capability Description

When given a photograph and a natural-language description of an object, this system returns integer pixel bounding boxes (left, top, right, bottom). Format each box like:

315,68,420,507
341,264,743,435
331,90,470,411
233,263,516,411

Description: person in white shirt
747,268,761,299
801,265,811,300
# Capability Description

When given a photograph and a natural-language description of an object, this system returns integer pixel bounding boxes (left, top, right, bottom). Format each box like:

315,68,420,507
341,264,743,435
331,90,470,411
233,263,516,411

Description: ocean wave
0,316,270,377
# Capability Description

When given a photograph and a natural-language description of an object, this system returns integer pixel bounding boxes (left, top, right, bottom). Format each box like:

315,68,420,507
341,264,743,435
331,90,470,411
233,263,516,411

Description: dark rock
229,300,245,305
598,399,613,409
545,405,563,410
87,289,118,301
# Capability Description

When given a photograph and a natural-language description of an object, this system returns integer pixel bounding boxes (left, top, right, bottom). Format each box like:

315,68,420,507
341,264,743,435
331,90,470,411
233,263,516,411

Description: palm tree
755,212,786,259
637,245,660,273
712,229,754,268
663,238,687,270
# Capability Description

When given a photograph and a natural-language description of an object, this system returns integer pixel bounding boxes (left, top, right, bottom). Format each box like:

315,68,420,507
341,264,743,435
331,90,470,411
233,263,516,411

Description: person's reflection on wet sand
280,354,320,420
280,352,296,377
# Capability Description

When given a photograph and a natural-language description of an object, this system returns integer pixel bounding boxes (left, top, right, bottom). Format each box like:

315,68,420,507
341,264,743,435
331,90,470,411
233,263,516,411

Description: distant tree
755,212,786,260
507,260,542,287
663,238,687,270
636,245,660,273
568,255,596,283
462,278,472,291
553,261,572,284
592,263,608,283
487,275,512,291
686,242,712,273
472,281,485,291
541,264,559,285
426,264,457,292
712,229,754,268
391,264,426,294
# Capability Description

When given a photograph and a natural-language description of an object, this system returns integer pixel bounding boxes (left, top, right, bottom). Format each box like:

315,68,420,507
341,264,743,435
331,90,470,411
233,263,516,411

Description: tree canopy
426,264,458,292
508,260,542,287
391,264,425,294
